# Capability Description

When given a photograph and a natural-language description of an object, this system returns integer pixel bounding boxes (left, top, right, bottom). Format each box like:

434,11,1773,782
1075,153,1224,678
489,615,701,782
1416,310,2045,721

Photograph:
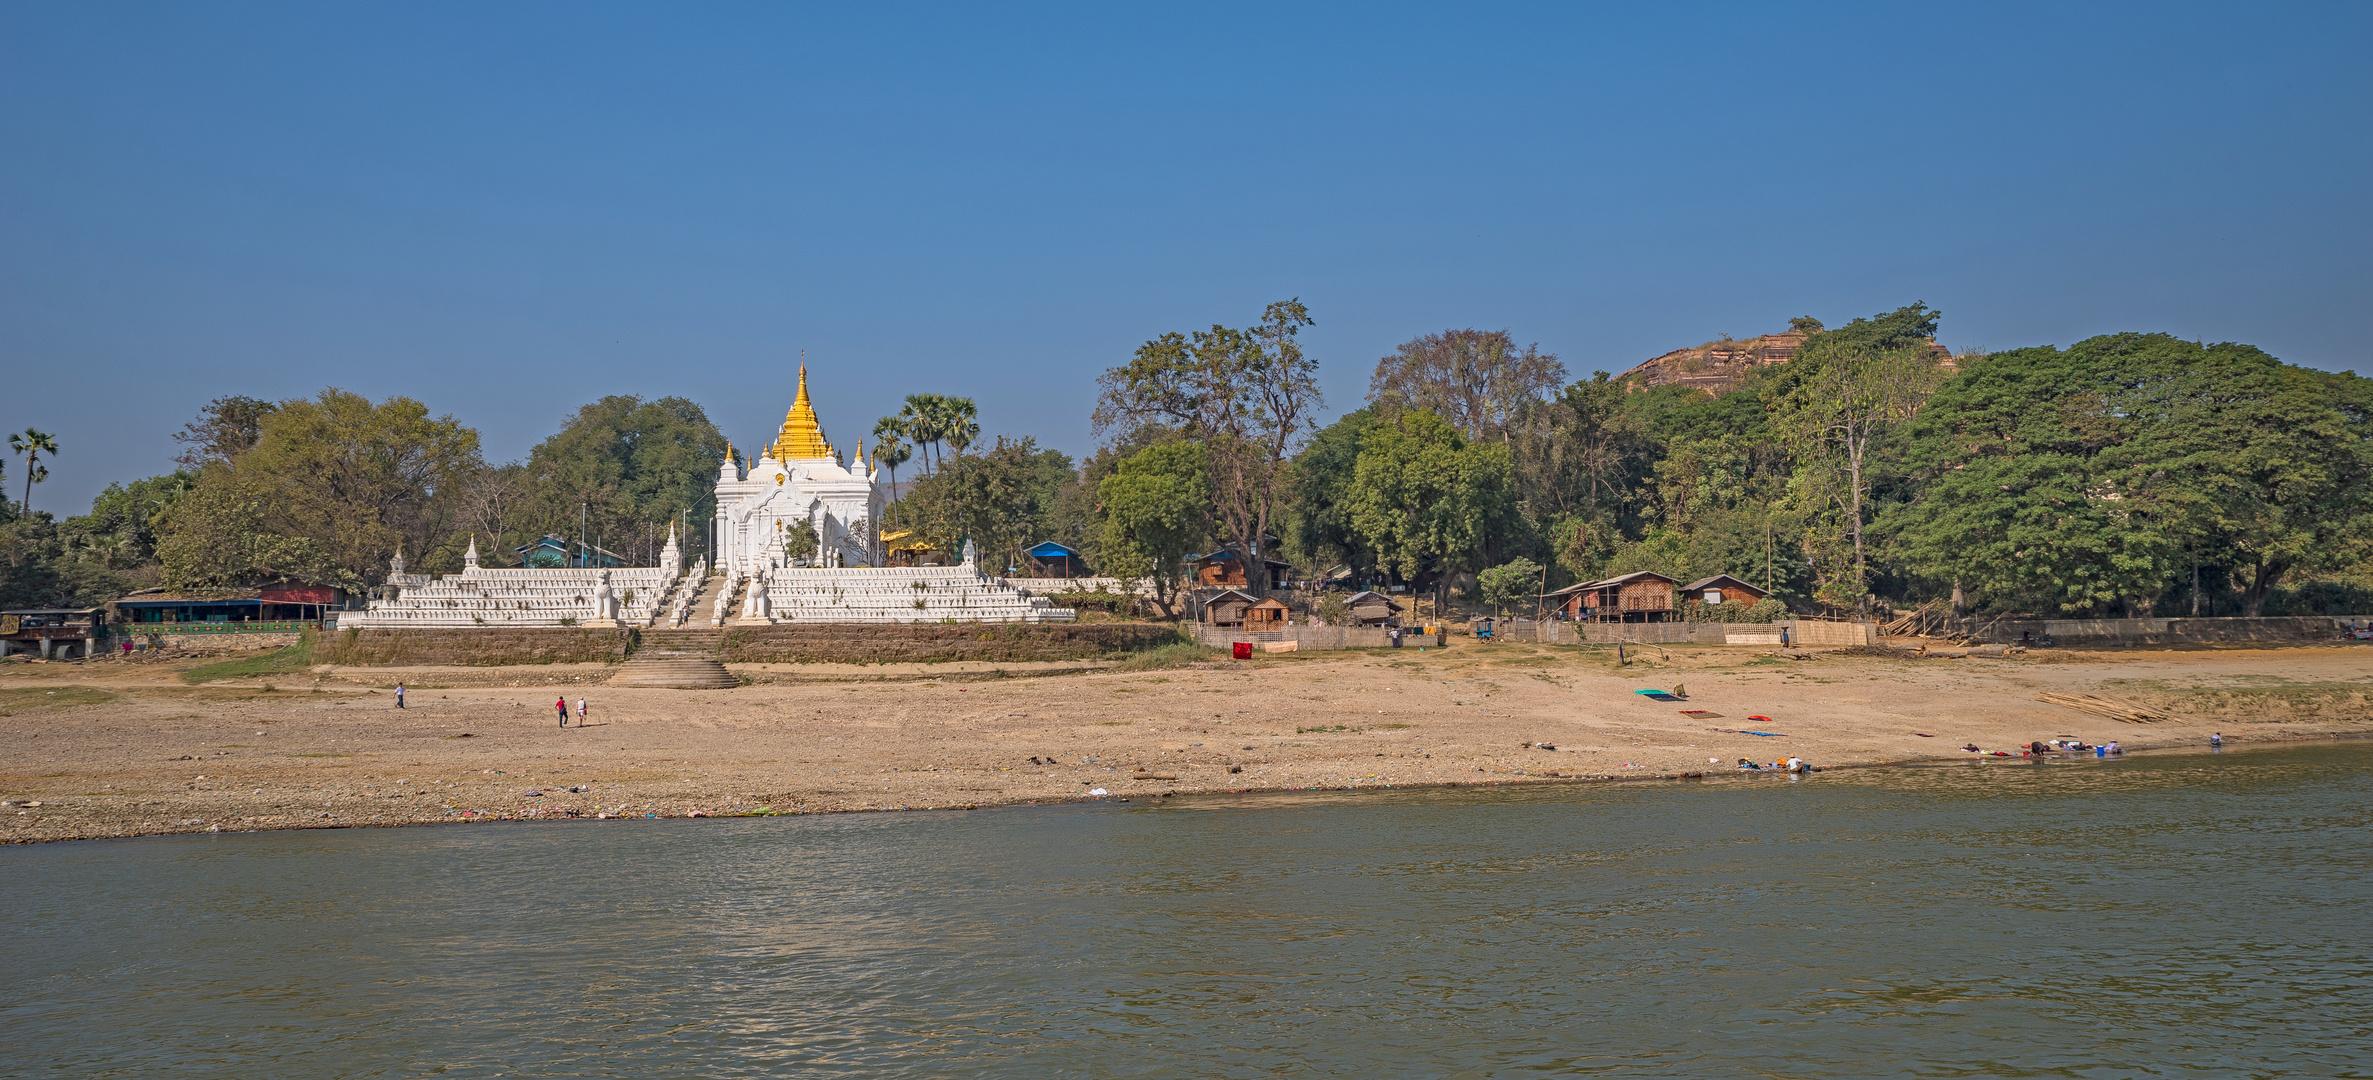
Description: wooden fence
1531,620,1869,647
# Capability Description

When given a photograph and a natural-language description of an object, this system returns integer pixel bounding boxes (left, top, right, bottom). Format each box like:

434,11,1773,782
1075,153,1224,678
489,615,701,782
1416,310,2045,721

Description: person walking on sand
576,698,587,725
395,683,405,709
556,696,569,727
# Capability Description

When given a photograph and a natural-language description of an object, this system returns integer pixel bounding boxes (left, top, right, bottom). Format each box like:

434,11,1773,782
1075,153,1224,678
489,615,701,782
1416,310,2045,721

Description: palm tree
943,397,979,459
900,394,945,474
871,416,913,522
10,429,57,513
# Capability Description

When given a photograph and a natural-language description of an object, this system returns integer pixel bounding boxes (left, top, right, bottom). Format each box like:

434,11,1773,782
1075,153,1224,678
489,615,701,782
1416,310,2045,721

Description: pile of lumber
2035,692,2184,724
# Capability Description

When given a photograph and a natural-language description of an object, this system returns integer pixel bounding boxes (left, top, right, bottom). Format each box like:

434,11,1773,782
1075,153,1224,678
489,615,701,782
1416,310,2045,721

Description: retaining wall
147,631,305,653
315,628,637,666
719,623,1183,664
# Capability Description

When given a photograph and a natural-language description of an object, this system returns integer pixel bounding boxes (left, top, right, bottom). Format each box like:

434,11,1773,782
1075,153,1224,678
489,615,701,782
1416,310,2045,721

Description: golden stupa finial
769,358,833,460
854,435,867,470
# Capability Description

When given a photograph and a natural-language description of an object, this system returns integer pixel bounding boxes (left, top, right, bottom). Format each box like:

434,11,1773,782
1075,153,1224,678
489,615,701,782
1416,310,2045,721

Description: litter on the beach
1679,710,1723,719
1634,690,1683,702
1741,731,1785,737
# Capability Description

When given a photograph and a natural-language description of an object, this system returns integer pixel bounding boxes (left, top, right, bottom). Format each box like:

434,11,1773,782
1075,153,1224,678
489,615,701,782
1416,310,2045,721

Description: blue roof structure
1026,541,1081,559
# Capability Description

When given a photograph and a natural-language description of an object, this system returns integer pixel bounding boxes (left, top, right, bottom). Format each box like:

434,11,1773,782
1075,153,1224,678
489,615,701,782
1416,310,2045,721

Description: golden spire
854,435,867,470
769,363,833,460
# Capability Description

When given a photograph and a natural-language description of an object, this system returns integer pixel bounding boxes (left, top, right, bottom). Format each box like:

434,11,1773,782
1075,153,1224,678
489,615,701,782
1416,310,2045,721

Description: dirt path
5,641,2368,843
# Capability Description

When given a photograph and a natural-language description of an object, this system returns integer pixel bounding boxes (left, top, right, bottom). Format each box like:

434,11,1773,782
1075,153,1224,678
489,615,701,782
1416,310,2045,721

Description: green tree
1095,299,1321,595
1370,328,1566,443
66,472,195,571
156,389,482,588
171,395,278,469
899,394,953,473
1476,556,1545,616
1892,334,2373,616
1287,407,1382,582
10,429,58,513
1769,316,1950,615
901,436,1074,574
943,397,980,459
784,518,820,561
520,395,726,567
152,473,341,590
1096,441,1210,617
1346,410,1517,616
870,416,913,522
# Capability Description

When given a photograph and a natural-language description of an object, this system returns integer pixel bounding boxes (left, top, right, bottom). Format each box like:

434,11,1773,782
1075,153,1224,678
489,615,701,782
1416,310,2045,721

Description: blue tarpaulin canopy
1026,541,1081,559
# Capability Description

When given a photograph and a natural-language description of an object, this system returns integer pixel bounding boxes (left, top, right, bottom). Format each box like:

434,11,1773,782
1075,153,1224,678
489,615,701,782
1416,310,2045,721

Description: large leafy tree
1096,441,1210,616
520,395,726,567
1769,305,1951,614
1890,334,2373,616
156,389,482,588
901,436,1074,573
1286,407,1382,582
1370,328,1566,444
171,396,279,470
67,472,196,571
1094,299,1320,595
1346,409,1517,615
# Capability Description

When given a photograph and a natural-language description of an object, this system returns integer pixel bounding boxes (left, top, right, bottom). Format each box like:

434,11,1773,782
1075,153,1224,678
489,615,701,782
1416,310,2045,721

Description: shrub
1051,591,1129,615
1110,641,1220,672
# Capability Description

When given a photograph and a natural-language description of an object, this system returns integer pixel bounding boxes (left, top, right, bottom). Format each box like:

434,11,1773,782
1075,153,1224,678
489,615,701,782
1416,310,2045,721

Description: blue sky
4,2,2367,511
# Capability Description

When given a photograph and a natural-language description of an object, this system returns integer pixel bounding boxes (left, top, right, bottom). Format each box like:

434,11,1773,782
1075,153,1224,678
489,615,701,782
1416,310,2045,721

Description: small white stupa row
341,528,702,629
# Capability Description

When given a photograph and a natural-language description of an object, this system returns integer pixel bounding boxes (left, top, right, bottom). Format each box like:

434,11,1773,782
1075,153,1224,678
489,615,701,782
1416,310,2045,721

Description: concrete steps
640,628,725,655
607,655,737,689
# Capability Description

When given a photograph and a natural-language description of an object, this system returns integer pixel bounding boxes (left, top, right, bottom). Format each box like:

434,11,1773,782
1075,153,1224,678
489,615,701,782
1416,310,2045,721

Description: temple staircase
611,623,736,689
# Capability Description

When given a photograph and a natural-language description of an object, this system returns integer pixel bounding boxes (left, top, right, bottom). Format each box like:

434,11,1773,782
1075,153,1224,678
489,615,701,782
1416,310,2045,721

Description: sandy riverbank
4,640,2369,844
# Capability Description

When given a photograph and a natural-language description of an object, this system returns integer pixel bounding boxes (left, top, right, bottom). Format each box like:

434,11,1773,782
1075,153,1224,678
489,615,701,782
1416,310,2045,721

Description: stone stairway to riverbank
612,625,735,688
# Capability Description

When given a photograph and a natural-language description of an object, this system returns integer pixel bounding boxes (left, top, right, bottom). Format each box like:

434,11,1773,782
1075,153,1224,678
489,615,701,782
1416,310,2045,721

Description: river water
6,743,2370,1078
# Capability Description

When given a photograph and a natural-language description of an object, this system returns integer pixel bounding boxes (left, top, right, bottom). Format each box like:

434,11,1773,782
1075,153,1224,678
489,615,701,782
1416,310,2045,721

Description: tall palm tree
943,397,979,459
871,416,913,522
10,429,58,513
900,394,945,474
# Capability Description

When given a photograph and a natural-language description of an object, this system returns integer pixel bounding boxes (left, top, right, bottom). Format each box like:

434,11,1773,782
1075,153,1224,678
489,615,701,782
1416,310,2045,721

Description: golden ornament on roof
767,364,834,461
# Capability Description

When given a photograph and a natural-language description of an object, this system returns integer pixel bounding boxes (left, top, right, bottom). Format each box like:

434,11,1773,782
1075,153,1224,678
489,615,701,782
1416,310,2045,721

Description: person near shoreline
576,698,587,725
2211,732,2223,748
395,684,405,709
555,696,568,727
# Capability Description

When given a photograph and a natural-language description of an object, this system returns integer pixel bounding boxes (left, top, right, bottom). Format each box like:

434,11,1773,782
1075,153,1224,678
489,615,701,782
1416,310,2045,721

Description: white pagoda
712,364,883,573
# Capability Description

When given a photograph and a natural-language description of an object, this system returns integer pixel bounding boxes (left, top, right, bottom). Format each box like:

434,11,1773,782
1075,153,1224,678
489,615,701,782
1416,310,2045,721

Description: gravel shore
5,641,2368,843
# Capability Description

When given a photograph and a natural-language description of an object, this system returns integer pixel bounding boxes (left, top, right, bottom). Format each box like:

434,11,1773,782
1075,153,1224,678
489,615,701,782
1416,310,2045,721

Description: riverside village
4,310,2370,845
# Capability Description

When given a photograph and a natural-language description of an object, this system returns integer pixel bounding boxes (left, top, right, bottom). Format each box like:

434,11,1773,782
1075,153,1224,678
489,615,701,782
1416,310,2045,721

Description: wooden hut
1244,596,1290,631
1342,590,1404,626
1545,571,1680,622
1680,574,1768,606
1187,548,1294,591
1200,589,1259,627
